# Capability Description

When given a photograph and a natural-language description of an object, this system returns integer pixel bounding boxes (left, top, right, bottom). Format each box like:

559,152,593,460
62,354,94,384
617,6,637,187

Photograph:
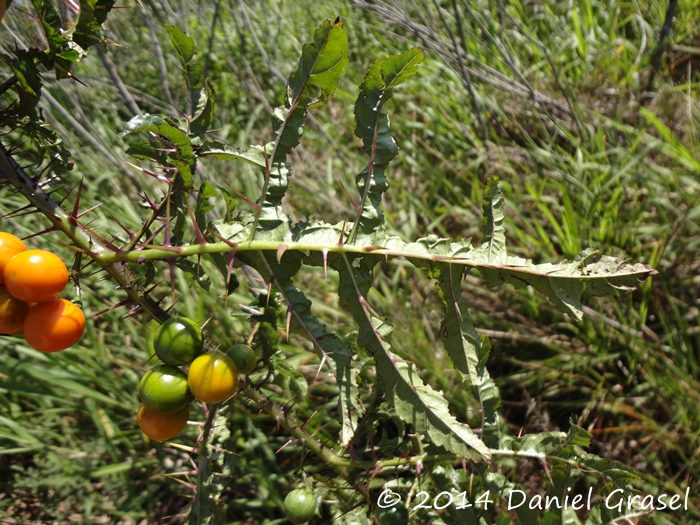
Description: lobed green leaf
332,253,491,461
352,48,424,235
287,18,348,110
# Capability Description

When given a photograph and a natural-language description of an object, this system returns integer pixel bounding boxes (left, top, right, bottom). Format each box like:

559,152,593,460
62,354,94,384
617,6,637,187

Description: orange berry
4,250,69,303
137,404,189,441
23,298,85,352
0,233,27,285
0,285,31,334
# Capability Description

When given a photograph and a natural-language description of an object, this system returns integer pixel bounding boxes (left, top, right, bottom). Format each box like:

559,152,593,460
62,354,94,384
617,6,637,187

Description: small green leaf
32,0,69,55
73,0,116,50
352,48,424,235
164,23,195,68
476,176,506,263
122,113,196,189
565,420,593,448
270,353,308,399
269,19,349,166
199,141,267,169
287,18,349,109
125,143,168,164
191,80,216,138
0,52,41,98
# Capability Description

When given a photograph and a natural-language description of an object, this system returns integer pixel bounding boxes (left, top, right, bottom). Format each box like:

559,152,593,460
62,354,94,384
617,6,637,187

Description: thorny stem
241,382,370,499
92,238,657,281
192,402,220,523
0,144,170,323
242,381,594,474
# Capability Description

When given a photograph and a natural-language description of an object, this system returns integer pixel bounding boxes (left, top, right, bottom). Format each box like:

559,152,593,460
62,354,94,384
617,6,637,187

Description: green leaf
477,250,656,320
287,18,349,109
277,280,361,445
125,143,168,164
425,262,502,447
191,80,216,138
565,420,592,448
32,0,69,55
270,352,308,399
233,248,361,445
203,252,239,297
498,431,568,456
73,0,116,50
333,253,491,461
122,113,196,190
352,48,424,235
0,51,42,110
563,450,639,485
217,185,237,223
476,176,506,263
196,181,217,231
164,23,195,69
199,141,267,169
270,18,348,164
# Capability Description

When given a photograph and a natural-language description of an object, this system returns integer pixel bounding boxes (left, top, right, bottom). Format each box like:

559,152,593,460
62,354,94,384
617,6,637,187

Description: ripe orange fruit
0,285,31,334
0,233,27,285
137,404,189,441
4,249,69,303
23,298,85,352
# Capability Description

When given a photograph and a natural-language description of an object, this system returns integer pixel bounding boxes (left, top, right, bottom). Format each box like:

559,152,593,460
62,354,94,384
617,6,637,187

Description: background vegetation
0,0,698,523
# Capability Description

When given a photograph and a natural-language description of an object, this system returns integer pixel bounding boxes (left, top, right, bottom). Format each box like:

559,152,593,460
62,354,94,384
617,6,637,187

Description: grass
1,0,699,523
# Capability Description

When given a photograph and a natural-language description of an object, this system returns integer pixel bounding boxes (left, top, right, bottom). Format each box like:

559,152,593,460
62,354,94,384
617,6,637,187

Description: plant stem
0,144,170,323
240,382,370,499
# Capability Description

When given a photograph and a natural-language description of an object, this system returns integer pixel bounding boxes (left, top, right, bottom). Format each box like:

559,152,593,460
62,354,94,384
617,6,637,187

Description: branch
0,143,170,323
240,382,370,499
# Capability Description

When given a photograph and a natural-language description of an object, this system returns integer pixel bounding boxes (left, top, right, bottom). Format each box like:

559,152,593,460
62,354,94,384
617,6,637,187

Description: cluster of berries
137,316,257,441
0,232,85,352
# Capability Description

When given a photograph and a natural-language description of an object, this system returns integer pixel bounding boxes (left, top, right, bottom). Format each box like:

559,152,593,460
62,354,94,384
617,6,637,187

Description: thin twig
95,46,142,116
0,143,170,323
140,4,176,109
41,90,134,179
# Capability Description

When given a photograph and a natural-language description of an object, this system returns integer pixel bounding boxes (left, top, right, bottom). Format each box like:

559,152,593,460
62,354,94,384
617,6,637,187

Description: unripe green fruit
284,488,316,524
153,317,203,366
139,365,193,414
374,502,408,525
226,343,257,374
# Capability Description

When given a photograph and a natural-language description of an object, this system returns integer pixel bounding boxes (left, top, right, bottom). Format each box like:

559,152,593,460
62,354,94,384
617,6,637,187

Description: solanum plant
0,5,660,525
